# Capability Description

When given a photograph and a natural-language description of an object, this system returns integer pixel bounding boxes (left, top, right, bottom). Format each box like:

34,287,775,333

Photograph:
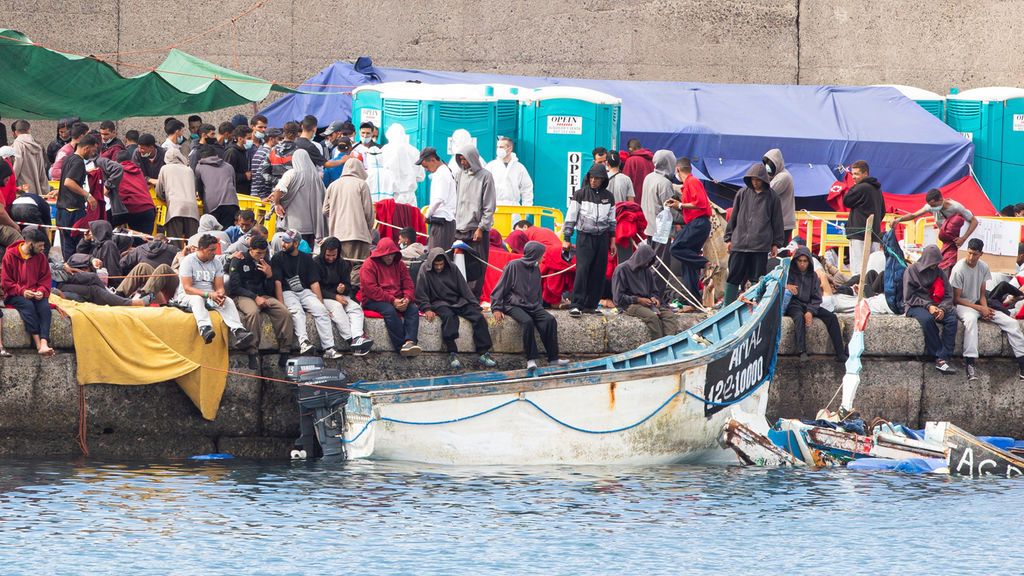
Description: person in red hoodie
359,237,422,356
1,228,54,356
113,150,157,234
621,138,654,205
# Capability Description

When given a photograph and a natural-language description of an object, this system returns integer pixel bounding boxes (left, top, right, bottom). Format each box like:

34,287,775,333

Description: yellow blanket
55,296,230,420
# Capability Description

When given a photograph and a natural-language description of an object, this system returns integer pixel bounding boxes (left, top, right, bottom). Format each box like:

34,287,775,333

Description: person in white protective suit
364,145,397,203
448,129,473,181
381,124,425,206
484,136,534,222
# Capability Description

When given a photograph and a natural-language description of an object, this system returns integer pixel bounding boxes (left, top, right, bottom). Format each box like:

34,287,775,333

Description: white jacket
485,153,534,207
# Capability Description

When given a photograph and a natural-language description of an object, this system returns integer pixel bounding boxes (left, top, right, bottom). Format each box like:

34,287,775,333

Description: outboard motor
286,357,349,460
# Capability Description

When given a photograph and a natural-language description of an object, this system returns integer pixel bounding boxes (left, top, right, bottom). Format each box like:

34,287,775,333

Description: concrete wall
3,309,1024,460
7,0,1022,137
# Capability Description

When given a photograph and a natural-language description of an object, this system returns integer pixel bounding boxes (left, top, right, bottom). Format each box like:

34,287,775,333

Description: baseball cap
415,146,439,166
0,145,19,159
322,120,346,136
336,136,353,151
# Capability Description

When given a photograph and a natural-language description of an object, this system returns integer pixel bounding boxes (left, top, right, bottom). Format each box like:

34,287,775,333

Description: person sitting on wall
227,237,295,369
315,237,374,356
951,238,1024,381
786,246,847,362
270,230,343,360
490,240,569,370
174,234,256,349
359,237,422,357
611,242,681,340
416,247,497,370
58,253,152,307
903,245,958,375
0,227,55,356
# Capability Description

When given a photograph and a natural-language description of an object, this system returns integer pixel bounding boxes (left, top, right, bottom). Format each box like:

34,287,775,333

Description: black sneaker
582,309,602,315
247,353,259,371
231,328,256,350
199,325,215,344
935,359,956,375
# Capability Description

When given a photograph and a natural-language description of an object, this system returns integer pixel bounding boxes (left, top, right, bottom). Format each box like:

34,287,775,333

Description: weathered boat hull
340,265,788,465
929,422,1024,478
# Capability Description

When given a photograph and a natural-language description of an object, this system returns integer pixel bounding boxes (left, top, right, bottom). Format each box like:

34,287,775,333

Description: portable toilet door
947,87,1024,207
876,84,945,121
517,86,622,215
351,85,385,134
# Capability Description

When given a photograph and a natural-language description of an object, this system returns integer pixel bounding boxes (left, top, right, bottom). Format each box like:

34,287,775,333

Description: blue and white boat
334,265,788,465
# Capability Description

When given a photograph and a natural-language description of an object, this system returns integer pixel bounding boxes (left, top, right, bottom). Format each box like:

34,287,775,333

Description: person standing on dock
903,245,958,375
843,160,884,274
950,238,1024,381
722,162,784,305
453,143,497,298
666,157,713,310
564,163,616,317
1,228,54,356
418,147,457,251
491,240,569,370
763,149,795,243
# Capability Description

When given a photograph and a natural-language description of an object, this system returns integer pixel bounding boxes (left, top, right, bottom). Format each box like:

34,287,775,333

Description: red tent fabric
882,175,996,217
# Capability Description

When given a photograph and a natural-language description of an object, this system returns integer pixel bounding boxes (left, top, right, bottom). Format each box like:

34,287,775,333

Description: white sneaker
299,340,314,355
526,360,538,370
351,336,374,356
554,358,571,366
323,347,343,360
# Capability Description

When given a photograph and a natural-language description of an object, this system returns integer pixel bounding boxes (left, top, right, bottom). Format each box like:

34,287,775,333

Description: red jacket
614,201,647,248
0,158,16,209
622,149,654,204
1,241,51,299
359,237,415,303
118,160,156,214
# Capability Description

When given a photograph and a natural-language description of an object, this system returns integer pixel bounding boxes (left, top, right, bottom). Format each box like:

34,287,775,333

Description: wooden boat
927,422,1024,478
338,264,789,465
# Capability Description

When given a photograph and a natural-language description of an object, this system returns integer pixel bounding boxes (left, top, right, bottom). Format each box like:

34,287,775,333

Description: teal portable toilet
947,87,1024,207
352,83,521,205
878,84,945,121
516,86,622,214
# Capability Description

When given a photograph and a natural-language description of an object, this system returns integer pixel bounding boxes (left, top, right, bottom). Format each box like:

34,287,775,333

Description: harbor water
1,458,1022,574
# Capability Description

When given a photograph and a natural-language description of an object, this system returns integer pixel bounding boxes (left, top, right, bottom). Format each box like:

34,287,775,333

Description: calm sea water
1,458,1022,575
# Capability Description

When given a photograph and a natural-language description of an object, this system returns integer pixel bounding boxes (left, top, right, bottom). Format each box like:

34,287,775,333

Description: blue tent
262,57,974,202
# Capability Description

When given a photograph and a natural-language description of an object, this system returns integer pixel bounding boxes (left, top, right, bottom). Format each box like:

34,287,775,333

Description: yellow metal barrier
419,205,564,238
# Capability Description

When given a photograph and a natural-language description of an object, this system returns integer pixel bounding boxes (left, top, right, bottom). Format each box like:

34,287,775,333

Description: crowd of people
0,111,1021,378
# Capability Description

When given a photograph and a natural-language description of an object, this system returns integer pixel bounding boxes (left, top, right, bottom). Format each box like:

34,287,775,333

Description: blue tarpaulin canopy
262,58,974,201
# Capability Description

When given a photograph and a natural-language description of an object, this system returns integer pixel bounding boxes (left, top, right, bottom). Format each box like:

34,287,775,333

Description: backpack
266,143,294,188
881,229,907,314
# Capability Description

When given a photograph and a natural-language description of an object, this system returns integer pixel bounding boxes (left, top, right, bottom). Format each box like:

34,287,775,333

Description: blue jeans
363,300,420,351
906,305,957,361
7,296,52,341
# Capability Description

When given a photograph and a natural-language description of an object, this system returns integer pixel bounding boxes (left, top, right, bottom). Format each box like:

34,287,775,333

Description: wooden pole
854,215,875,303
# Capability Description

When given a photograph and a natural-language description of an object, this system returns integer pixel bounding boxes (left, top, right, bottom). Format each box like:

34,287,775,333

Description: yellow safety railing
49,180,276,236
420,205,564,238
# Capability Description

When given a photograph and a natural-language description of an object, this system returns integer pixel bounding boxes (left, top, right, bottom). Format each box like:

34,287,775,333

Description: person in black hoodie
223,125,253,195
611,242,681,339
723,162,785,305
415,246,496,370
787,246,847,362
563,163,616,316
903,245,958,374
114,234,180,301
228,238,294,368
315,237,374,356
76,220,123,286
843,160,884,274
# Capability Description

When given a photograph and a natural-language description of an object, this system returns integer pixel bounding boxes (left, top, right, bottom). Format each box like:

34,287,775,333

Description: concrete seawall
1,310,1022,460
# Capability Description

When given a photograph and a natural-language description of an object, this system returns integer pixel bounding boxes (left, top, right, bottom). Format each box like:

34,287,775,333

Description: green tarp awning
0,29,304,121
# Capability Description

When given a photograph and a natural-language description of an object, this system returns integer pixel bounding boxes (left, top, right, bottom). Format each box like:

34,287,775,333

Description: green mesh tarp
0,29,300,121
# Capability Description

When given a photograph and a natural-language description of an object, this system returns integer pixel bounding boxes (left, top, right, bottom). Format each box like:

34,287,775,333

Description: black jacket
227,252,274,298
223,143,252,195
415,247,479,312
786,246,822,314
723,163,784,252
315,239,355,300
844,177,884,241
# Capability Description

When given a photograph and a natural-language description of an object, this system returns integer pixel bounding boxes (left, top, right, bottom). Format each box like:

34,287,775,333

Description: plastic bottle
653,208,673,244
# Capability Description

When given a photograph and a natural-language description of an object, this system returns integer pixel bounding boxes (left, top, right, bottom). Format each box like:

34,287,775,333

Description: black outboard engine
286,357,349,460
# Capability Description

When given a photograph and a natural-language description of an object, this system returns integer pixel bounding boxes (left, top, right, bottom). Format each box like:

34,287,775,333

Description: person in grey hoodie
194,145,239,230
611,242,680,339
903,244,958,374
722,162,784,305
640,149,684,301
453,143,497,298
763,148,795,241
491,241,568,370
787,246,846,362
564,164,615,316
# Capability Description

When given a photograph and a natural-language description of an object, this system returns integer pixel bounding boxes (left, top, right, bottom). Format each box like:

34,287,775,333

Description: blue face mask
190,133,199,140
176,135,185,144
253,131,265,140
244,140,253,150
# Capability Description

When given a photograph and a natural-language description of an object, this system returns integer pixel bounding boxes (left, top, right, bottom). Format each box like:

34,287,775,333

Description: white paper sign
547,115,584,135
566,151,582,202
360,108,381,127
1013,114,1024,132
966,217,1021,257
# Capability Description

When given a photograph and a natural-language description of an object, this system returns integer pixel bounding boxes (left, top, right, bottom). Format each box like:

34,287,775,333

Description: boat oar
838,215,874,414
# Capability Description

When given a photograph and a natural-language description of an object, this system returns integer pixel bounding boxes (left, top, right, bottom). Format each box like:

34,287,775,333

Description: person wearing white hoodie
381,124,425,206
485,137,533,222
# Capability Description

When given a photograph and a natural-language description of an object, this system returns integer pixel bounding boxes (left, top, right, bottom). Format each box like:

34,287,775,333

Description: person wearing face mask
352,121,379,165
1,228,55,357
895,188,979,248
223,125,253,195
490,241,569,370
484,137,533,222
188,123,218,171
250,127,281,199
132,133,166,186
321,121,354,187
382,123,425,206
162,119,187,152
248,114,268,164
762,149,794,242
98,120,125,161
